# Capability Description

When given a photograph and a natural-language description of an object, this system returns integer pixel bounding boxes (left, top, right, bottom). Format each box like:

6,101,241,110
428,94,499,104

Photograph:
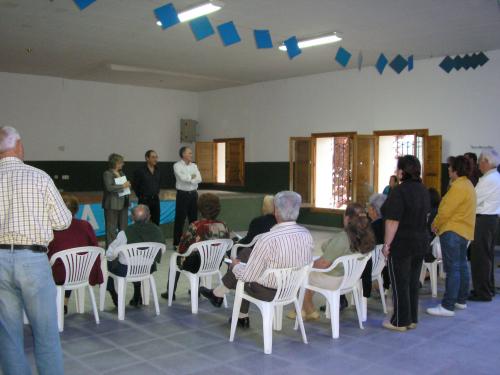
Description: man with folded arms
0,126,72,375
469,149,500,302
201,191,313,327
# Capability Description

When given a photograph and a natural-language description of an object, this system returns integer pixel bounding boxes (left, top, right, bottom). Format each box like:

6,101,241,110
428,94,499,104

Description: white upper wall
199,50,500,162
0,72,198,161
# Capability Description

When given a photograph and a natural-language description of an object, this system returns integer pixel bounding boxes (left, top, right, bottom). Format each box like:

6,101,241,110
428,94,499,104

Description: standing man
172,147,202,248
0,126,72,375
133,150,161,225
469,149,500,302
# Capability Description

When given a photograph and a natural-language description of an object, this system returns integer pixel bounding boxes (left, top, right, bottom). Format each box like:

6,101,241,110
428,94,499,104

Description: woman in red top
48,194,103,314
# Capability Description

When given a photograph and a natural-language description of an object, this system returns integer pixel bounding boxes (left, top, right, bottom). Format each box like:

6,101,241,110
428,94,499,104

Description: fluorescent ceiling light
278,34,342,51
178,1,223,22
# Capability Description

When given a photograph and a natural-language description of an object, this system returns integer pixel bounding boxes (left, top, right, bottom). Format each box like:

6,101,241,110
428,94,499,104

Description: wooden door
225,139,245,186
423,135,442,195
289,138,312,204
353,135,376,207
195,142,216,183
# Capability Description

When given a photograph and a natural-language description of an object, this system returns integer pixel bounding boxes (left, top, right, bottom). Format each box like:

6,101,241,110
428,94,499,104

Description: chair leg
419,263,427,285
142,279,151,306
56,286,64,332
88,285,100,325
117,278,126,320
168,257,177,307
378,275,387,314
23,310,29,325
99,276,107,311
330,293,340,339
431,262,438,298
262,304,274,355
352,287,364,330
438,261,446,279
218,271,228,308
189,275,199,314
294,300,308,345
294,286,306,330
149,276,160,316
229,283,244,342
362,296,368,322
273,305,283,331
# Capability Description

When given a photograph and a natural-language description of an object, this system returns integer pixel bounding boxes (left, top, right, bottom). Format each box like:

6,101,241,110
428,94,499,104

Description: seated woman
383,175,398,195
170,194,230,293
288,203,375,320
236,195,276,247
48,194,103,314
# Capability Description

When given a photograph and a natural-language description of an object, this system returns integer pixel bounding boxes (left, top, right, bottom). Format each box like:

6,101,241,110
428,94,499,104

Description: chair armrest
230,233,263,258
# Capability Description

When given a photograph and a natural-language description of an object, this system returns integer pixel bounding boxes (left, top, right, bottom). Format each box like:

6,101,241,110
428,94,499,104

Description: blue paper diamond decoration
389,54,408,74
154,3,180,30
189,16,215,41
217,21,241,46
74,0,96,10
453,56,464,70
439,56,454,73
335,47,352,67
469,53,480,69
408,55,414,71
461,54,473,70
476,52,489,66
284,36,301,60
375,54,388,74
254,30,273,49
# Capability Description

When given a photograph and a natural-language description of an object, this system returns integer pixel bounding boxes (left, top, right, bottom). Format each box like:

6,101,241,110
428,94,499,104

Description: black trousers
387,254,424,327
173,190,198,246
471,215,499,299
138,195,160,226
360,258,373,298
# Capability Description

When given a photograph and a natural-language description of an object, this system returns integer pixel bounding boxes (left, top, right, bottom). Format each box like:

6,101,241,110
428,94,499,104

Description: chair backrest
431,236,442,260
50,246,103,288
188,239,234,275
371,245,385,277
259,265,310,305
333,253,372,291
116,242,165,279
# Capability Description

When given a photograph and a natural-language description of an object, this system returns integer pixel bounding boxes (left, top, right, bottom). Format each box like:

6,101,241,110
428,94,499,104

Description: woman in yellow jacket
427,156,476,317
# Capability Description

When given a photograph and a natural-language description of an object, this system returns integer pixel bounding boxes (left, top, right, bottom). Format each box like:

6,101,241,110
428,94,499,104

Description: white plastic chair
230,234,263,258
49,246,104,332
168,239,233,314
297,252,371,339
420,236,442,297
107,242,165,320
229,266,310,355
361,245,386,320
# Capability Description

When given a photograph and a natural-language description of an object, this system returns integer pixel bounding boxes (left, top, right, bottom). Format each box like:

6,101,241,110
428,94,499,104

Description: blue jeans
440,231,469,311
0,250,64,375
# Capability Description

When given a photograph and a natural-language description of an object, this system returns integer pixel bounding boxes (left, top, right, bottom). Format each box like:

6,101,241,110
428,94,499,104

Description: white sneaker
455,303,467,310
426,304,455,317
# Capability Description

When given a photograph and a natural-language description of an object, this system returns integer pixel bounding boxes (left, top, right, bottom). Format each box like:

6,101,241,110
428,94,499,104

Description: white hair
368,193,387,217
274,191,301,221
0,126,21,153
132,204,151,223
480,149,500,168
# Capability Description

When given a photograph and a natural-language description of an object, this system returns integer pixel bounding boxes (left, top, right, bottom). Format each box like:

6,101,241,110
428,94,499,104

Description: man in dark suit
133,150,161,225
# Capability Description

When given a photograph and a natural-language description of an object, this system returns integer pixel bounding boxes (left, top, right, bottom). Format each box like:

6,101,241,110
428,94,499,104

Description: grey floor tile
63,359,97,375
125,338,185,360
62,336,114,357
101,327,156,346
103,362,166,375
151,351,218,375
83,348,142,373
227,352,292,373
167,330,226,349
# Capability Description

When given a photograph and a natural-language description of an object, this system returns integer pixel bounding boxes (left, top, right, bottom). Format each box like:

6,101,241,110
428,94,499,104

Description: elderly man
106,204,165,307
200,191,313,328
469,149,500,302
0,126,72,375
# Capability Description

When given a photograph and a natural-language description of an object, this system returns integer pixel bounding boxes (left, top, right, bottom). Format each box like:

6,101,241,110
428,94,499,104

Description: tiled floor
20,230,500,375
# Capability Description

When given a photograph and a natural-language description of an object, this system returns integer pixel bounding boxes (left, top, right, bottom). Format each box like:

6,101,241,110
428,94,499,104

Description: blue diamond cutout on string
217,21,241,46
254,30,273,49
335,47,352,67
408,55,414,71
469,53,480,69
453,56,463,70
284,36,301,60
375,54,388,74
461,54,472,70
74,0,96,10
476,52,489,66
389,54,408,74
439,56,454,73
189,16,215,41
154,3,180,30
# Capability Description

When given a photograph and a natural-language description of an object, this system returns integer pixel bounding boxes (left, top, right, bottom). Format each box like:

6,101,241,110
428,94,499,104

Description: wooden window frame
213,137,245,187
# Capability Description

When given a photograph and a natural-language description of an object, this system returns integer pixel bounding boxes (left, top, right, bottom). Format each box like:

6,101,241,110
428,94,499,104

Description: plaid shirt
0,157,72,246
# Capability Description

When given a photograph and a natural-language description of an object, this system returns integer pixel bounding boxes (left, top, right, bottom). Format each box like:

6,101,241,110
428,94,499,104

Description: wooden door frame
352,134,377,205
213,137,245,186
289,137,313,205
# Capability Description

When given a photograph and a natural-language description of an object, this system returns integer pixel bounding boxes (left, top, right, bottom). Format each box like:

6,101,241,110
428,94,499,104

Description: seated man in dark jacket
106,204,165,307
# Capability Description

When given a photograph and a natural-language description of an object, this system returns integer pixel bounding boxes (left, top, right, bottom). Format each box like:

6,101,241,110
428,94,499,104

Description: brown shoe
382,320,407,332
407,323,417,330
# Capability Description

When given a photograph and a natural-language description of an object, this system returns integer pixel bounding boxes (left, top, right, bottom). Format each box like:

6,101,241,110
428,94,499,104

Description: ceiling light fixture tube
178,1,224,22
278,33,342,51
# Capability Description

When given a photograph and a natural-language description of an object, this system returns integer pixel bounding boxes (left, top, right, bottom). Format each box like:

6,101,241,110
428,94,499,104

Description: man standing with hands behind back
133,150,161,225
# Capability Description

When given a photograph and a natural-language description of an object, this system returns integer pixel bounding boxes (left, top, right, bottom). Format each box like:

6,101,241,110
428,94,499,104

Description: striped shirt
0,157,72,246
233,221,314,289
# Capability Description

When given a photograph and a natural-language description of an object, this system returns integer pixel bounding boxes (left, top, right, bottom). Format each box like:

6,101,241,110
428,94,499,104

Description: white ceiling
1,0,500,91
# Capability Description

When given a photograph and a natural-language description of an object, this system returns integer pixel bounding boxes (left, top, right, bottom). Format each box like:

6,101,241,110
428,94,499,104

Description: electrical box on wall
180,119,198,143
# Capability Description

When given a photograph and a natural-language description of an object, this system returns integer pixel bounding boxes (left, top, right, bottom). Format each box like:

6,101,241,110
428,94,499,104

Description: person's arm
106,231,127,261
383,220,399,257
84,221,98,246
474,176,489,211
238,217,260,245
432,184,462,233
233,240,268,282
103,171,127,193
173,163,194,184
46,180,72,231
313,257,332,269
178,223,198,254
191,164,202,184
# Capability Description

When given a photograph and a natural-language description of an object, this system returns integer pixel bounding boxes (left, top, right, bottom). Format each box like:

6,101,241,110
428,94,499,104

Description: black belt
139,195,159,200
0,244,48,253
476,214,498,217
177,190,197,194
